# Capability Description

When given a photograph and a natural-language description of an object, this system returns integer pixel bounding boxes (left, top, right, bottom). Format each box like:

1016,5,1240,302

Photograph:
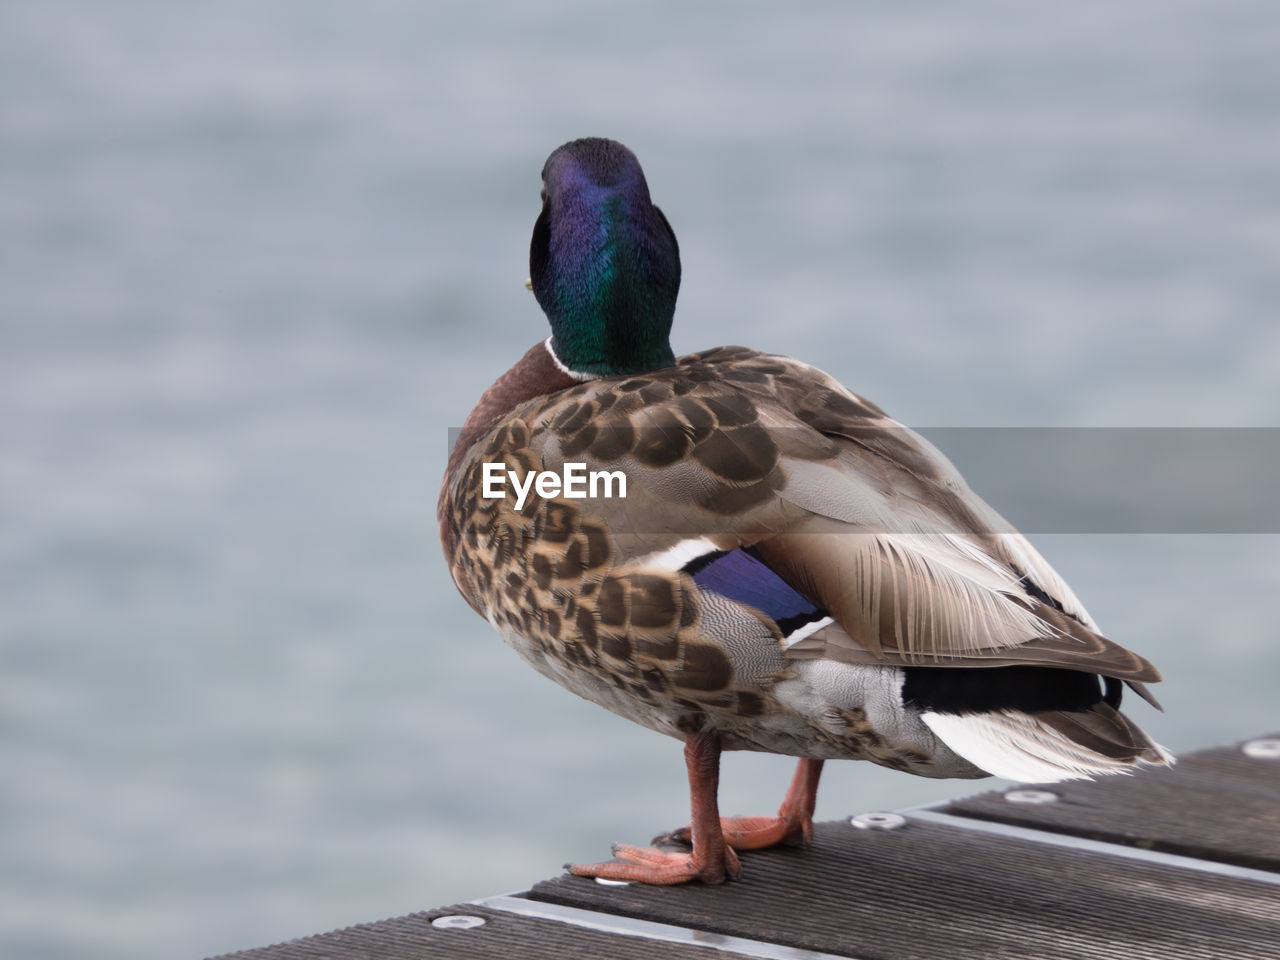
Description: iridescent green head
530,138,681,377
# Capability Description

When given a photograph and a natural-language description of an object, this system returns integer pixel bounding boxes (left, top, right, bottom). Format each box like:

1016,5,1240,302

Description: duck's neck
544,287,677,377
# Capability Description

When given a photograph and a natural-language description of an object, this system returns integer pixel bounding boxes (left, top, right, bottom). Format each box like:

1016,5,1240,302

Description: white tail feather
922,710,1171,783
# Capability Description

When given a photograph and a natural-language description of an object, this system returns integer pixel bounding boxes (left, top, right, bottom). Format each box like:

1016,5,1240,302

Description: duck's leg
656,757,825,851
567,730,741,885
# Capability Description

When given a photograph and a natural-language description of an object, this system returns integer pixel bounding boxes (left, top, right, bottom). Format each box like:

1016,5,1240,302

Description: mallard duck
438,137,1170,885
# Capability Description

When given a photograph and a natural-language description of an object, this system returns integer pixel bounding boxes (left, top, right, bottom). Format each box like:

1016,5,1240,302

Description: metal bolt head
1242,738,1280,759
1004,789,1059,805
432,915,486,930
850,811,907,830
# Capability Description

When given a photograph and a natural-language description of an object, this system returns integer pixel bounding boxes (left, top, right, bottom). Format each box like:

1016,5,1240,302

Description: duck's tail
921,704,1174,783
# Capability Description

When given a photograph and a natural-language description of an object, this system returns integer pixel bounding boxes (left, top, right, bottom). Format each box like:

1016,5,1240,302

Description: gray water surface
3,3,1278,959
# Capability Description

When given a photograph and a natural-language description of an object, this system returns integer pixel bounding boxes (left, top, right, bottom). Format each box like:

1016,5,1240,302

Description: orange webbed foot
654,757,824,852
567,840,742,885
566,743,824,885
654,810,814,851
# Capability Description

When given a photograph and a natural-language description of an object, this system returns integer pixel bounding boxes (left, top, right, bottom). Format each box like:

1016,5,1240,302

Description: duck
438,137,1171,885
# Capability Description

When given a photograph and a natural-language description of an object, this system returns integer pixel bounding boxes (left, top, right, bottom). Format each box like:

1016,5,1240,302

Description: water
3,2,1278,958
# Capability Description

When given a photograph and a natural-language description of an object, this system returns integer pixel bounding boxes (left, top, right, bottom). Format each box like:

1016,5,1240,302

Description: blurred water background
3,2,1279,958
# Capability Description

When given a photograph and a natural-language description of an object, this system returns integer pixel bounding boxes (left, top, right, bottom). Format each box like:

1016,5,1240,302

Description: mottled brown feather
440,342,1162,771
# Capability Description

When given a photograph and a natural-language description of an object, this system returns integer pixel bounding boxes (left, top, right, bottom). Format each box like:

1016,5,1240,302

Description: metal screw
594,877,631,887
1004,789,1059,805
432,915,486,930
850,811,907,830
1242,738,1280,759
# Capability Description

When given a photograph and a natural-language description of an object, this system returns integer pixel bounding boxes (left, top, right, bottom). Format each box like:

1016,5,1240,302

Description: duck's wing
758,523,1162,685
467,346,1159,687
732,351,1161,686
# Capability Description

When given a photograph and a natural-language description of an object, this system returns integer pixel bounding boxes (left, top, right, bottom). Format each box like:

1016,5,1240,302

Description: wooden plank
205,902,769,960
210,735,1280,960
945,734,1280,871
529,817,1280,960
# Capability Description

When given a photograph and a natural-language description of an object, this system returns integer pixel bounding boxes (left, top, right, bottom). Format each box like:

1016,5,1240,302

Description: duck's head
530,138,681,378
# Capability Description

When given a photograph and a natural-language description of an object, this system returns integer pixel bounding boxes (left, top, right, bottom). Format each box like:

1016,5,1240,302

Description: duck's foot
565,730,744,886
654,813,809,850
653,757,825,851
567,840,742,885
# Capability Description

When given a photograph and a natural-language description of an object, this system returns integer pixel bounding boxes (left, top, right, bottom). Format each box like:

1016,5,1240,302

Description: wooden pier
211,733,1280,960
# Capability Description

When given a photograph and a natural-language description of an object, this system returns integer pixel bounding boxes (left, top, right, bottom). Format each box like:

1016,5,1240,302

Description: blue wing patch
686,548,828,634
